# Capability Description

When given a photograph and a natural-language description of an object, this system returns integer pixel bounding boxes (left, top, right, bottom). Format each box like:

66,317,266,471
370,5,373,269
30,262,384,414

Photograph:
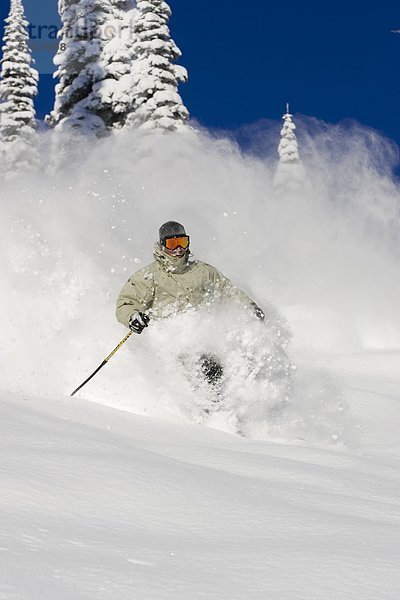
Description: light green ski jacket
116,245,259,328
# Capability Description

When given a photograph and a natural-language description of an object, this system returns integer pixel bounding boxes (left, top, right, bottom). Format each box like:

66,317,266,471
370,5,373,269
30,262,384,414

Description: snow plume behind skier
115,221,295,433
0,130,355,443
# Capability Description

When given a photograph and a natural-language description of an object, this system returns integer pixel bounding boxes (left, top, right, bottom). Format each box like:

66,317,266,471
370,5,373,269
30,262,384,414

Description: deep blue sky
1,0,400,143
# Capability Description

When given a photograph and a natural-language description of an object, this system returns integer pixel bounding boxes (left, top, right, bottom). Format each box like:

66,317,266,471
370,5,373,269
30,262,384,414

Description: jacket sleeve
207,264,261,312
116,270,156,328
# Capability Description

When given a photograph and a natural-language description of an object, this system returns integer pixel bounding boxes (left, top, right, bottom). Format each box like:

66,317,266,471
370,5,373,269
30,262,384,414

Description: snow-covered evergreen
48,0,115,135
273,104,306,193
0,0,38,170
126,0,189,130
48,0,187,134
91,0,138,129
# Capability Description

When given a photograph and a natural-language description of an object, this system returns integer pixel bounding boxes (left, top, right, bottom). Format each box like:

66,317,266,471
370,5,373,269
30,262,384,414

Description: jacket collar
153,243,190,274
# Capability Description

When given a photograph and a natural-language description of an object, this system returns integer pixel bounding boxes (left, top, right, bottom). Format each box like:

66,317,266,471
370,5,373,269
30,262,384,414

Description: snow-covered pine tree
90,0,139,129
126,0,189,130
0,0,38,169
48,0,115,135
273,104,306,193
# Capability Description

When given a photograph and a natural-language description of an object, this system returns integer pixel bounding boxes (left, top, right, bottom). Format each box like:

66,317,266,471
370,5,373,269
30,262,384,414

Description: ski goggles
162,235,190,250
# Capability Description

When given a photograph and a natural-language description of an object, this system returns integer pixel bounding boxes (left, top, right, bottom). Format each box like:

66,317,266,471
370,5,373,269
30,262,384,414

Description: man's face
164,244,187,258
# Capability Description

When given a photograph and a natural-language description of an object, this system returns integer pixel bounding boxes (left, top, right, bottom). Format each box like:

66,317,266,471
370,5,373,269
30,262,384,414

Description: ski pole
70,331,132,397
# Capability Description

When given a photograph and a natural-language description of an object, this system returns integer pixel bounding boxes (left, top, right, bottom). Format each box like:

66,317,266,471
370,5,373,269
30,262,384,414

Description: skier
116,221,265,387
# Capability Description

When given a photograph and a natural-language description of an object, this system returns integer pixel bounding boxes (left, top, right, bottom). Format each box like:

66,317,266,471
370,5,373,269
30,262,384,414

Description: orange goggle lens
164,236,190,250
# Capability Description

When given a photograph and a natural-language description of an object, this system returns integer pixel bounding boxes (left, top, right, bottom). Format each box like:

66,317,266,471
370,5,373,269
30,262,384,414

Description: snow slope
2,349,400,600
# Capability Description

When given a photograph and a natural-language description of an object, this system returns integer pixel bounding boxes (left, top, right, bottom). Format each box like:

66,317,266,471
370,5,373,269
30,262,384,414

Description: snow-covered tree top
0,0,38,151
126,0,189,130
273,104,307,193
278,103,301,164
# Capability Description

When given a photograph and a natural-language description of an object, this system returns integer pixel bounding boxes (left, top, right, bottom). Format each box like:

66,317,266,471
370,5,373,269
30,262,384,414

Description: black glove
129,312,150,334
253,305,265,322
